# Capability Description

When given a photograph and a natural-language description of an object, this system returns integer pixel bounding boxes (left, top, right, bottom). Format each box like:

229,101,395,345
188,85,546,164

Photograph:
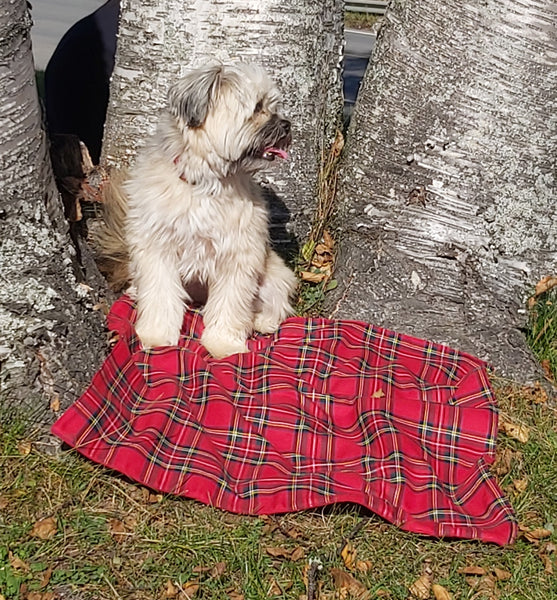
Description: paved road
31,4,375,108
344,29,376,108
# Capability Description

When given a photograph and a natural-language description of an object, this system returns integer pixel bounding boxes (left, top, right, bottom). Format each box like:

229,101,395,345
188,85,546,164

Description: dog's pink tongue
266,147,289,160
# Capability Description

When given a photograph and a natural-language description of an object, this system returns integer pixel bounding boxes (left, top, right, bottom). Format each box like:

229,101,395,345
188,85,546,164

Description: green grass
527,288,557,382
1,380,556,600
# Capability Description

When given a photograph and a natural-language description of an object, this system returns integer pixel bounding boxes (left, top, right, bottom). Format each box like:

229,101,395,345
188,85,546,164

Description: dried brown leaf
520,526,552,544
323,230,335,251
409,574,431,599
458,565,487,576
340,540,358,570
432,584,452,600
499,421,530,443
371,389,385,399
512,478,528,493
493,447,515,477
227,592,244,600
179,582,200,598
300,270,327,283
164,580,179,598
266,546,292,559
330,568,370,599
17,440,32,455
38,567,53,589
30,516,57,540
210,562,227,578
492,567,511,581
290,546,306,562
108,518,127,539
8,552,30,572
356,560,373,574
534,275,557,297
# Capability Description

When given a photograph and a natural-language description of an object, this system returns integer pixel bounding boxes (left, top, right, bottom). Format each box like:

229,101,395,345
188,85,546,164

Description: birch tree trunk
331,0,556,381
0,0,106,424
102,0,344,244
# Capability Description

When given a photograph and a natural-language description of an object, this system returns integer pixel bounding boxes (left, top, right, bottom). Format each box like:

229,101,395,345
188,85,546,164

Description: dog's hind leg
253,250,297,334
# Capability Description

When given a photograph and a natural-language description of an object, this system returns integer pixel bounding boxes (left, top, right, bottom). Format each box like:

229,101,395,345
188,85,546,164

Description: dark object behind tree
45,0,120,164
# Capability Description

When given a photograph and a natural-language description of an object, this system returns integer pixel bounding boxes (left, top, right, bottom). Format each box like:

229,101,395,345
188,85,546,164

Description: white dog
98,63,297,358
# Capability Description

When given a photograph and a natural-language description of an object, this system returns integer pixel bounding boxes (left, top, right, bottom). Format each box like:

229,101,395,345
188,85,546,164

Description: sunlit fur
121,63,296,358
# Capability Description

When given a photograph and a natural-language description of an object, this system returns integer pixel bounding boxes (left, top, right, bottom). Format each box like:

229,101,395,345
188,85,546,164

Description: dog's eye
254,100,264,114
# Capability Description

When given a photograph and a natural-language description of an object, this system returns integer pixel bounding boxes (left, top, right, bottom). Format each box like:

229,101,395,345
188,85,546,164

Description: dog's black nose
280,119,291,134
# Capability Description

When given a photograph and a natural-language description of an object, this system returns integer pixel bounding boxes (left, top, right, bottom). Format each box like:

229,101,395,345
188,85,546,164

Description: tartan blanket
52,296,517,545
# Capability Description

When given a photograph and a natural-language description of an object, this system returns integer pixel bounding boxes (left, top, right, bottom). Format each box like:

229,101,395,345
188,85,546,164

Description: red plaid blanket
52,296,516,545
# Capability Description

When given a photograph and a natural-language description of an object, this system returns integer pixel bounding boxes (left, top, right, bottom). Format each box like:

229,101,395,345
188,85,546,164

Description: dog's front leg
201,262,262,359
132,247,188,349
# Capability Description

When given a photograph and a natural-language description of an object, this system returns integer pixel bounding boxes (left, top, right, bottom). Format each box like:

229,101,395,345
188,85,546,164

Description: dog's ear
168,65,222,128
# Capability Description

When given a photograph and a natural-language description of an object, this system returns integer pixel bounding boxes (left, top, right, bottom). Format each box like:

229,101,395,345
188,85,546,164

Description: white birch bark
332,0,556,381
0,0,106,423
102,0,344,243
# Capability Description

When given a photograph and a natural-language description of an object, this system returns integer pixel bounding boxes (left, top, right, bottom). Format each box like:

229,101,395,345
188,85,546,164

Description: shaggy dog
99,63,297,358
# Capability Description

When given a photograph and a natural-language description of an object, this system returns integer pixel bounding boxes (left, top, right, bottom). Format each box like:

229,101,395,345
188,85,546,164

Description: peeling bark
102,0,344,244
0,0,107,424
331,0,556,381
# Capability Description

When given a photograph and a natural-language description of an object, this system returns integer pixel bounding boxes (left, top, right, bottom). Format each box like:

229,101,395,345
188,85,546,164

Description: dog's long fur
99,63,297,358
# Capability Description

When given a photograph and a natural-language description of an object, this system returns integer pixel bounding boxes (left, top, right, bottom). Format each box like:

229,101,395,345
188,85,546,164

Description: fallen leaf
8,552,30,572
512,478,528,493
268,577,282,596
540,543,555,575
38,567,53,589
533,275,557,298
266,546,292,559
458,565,487,576
26,593,56,600
493,447,516,477
50,395,60,412
330,568,370,599
432,583,452,600
323,230,335,251
227,592,244,600
300,270,327,283
210,562,227,578
17,440,32,455
164,580,179,598
266,546,305,561
467,575,498,599
371,389,385,399
499,421,530,443
520,526,552,544
409,574,431,599
0,496,8,510
356,560,373,574
141,487,163,503
30,516,57,540
290,546,306,562
340,540,357,570
179,582,200,598
108,518,127,540
492,567,511,581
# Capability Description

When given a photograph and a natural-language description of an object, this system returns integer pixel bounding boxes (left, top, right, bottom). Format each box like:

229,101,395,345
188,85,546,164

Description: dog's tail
94,170,131,292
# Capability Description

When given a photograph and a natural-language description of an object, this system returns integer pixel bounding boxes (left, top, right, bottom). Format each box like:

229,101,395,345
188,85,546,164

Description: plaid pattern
52,296,516,545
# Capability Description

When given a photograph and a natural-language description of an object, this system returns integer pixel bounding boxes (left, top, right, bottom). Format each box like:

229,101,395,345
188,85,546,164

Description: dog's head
167,63,291,176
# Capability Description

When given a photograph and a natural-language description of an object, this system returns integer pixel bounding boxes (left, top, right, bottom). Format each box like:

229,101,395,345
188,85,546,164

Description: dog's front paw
135,321,180,349
201,328,248,359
